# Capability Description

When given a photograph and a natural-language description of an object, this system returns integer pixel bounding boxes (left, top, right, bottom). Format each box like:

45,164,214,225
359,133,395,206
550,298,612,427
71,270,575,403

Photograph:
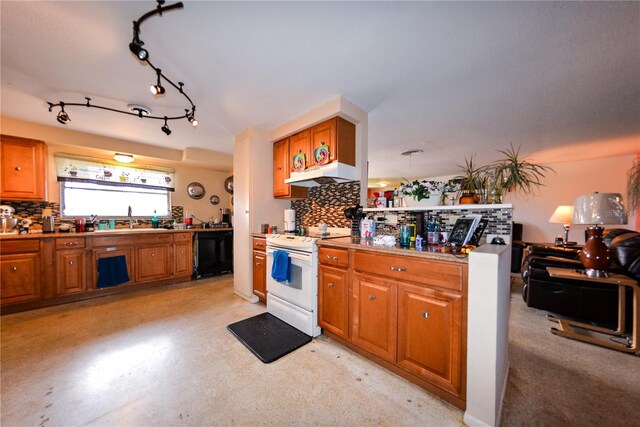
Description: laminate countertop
316,236,469,264
0,227,233,240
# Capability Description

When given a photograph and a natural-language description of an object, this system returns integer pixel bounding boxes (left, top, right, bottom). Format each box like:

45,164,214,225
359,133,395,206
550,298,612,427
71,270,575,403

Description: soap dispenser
152,210,159,229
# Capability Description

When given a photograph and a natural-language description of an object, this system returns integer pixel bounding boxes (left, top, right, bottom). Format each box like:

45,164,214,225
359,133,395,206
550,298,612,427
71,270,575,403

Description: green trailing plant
488,143,554,196
627,158,640,211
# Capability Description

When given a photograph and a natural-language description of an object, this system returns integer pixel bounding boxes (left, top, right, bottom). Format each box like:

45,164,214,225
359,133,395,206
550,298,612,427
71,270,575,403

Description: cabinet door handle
180,250,184,254
65,242,79,246
151,253,155,257
422,311,430,318
369,295,376,301
326,255,338,260
11,266,17,272
327,283,334,288
15,166,22,171
256,262,261,266
69,261,74,265
389,266,406,272
256,243,263,246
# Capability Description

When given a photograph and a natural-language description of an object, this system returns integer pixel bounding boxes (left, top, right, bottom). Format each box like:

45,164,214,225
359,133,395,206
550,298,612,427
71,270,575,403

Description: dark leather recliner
522,228,639,328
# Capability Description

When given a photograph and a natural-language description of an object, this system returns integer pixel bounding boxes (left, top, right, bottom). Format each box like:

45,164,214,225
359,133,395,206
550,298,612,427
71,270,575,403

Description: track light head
56,104,70,124
186,109,198,128
150,84,166,96
129,41,149,61
150,69,165,96
161,117,171,135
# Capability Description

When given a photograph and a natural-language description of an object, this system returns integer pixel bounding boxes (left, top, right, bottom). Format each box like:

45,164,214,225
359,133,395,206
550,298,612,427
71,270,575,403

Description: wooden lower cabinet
1,252,41,304
318,246,468,408
352,272,397,363
397,282,464,397
252,251,266,302
318,265,349,339
136,245,171,282
56,249,87,296
93,247,134,287
174,242,192,276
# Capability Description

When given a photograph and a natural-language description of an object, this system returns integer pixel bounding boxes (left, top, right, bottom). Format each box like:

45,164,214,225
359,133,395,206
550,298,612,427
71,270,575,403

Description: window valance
55,153,175,191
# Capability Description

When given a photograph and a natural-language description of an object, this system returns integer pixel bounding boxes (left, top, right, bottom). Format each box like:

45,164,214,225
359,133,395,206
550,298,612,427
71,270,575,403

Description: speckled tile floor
1,276,463,426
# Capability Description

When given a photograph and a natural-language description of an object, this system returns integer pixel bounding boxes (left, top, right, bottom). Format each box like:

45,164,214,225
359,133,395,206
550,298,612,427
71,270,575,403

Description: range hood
285,162,357,187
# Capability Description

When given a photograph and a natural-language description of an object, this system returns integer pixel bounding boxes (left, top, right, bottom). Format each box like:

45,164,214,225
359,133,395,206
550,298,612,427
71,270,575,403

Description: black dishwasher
193,230,233,278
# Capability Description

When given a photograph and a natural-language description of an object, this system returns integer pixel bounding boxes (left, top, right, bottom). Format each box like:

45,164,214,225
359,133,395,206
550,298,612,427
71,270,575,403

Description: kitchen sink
94,228,170,233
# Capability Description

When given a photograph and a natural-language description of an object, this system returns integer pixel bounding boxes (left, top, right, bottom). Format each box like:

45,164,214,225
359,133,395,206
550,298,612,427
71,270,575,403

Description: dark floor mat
227,312,312,363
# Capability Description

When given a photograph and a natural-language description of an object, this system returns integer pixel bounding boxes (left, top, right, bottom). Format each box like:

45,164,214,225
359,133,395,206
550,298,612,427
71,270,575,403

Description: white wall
504,154,637,243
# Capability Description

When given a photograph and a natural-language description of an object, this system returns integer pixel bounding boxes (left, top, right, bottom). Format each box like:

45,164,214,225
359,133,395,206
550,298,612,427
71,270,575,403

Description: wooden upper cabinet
273,138,308,199
0,135,48,201
309,117,356,167
288,130,311,172
273,138,289,198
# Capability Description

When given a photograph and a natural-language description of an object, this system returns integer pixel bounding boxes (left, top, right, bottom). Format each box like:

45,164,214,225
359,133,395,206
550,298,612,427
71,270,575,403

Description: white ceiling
1,1,639,181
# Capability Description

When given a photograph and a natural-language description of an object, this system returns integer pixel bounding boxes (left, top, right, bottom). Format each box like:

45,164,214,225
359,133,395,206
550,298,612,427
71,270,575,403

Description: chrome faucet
128,205,133,228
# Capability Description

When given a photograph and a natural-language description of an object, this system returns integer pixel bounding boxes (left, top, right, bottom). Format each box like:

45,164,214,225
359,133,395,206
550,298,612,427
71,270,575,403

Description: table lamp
548,205,574,246
572,192,628,277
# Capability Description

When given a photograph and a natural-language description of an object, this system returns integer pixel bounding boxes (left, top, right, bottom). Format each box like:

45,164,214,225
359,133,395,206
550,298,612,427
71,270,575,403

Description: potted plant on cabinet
454,156,485,204
486,143,554,202
400,179,446,207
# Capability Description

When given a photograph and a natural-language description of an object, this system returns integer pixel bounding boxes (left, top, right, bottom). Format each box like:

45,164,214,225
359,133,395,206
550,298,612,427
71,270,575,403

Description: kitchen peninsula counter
316,236,469,264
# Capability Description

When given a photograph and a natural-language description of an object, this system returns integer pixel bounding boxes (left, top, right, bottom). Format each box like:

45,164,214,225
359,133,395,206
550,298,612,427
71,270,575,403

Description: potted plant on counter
400,179,445,207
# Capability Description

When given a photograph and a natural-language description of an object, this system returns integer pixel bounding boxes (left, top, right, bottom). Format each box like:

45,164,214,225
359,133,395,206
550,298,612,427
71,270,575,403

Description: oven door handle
267,248,313,263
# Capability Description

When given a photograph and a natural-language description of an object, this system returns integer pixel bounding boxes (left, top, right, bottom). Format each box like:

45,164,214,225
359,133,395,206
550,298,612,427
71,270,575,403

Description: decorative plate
292,151,306,172
209,195,220,205
314,142,330,165
187,182,205,199
224,176,233,194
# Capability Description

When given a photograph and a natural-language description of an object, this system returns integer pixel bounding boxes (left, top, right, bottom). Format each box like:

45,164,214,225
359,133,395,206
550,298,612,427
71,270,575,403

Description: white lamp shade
548,205,573,225
113,153,134,163
572,192,627,225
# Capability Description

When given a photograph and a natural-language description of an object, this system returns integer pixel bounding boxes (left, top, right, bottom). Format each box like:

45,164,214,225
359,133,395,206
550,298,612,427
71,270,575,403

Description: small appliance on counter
284,209,296,232
220,208,231,224
0,205,19,233
43,216,56,233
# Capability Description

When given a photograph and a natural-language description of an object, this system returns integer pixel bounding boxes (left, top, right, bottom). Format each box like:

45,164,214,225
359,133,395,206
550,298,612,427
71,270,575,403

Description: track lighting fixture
56,103,70,124
129,40,149,61
161,117,172,135
150,69,166,96
47,1,196,135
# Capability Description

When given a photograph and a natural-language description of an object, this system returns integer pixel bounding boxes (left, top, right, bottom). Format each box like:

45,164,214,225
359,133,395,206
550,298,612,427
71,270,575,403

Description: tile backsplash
291,182,360,228
1,200,184,228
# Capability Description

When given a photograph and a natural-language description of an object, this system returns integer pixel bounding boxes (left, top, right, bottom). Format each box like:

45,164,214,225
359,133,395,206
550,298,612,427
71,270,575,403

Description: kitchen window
55,153,175,218
60,181,171,218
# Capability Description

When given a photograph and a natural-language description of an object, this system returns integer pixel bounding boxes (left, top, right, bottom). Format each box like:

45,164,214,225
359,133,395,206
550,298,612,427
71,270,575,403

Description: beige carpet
1,275,638,426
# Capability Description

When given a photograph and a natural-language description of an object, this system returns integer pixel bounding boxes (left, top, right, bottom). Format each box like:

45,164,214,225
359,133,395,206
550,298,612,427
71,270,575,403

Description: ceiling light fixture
401,149,424,156
114,153,135,163
161,117,171,135
127,104,152,118
150,69,166,96
47,0,197,135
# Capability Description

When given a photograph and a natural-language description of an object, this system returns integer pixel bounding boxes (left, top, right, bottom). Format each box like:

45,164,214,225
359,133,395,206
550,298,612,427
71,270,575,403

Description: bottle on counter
152,210,159,228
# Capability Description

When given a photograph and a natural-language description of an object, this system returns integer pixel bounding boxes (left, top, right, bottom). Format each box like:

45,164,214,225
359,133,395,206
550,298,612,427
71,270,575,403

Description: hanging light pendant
161,116,171,135
56,102,70,124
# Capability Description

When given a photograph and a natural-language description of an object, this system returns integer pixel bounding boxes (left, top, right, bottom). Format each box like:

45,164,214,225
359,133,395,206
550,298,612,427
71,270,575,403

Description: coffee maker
284,209,296,232
220,208,230,225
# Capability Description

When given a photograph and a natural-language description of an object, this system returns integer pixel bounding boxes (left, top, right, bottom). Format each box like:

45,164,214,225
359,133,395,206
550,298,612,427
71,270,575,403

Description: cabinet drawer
0,239,40,254
56,237,85,249
252,237,266,251
319,247,348,268
354,251,464,292
173,232,192,243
